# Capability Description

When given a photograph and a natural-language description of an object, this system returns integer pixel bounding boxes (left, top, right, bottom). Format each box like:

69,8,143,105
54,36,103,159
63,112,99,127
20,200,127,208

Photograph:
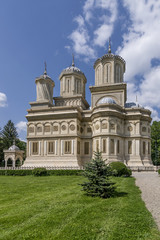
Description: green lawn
0,175,159,240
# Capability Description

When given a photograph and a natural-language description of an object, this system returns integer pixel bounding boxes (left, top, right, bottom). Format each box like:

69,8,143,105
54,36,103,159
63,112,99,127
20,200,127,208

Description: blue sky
0,0,160,141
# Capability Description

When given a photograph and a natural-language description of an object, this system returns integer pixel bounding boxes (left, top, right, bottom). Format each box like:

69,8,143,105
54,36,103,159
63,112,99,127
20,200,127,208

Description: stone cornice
89,83,126,93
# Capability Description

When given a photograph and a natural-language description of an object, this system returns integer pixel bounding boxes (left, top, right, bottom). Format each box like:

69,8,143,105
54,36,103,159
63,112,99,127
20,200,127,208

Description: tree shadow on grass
113,191,128,198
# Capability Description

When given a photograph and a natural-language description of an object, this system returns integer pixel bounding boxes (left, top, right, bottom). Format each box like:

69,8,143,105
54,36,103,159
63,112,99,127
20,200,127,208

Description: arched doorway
7,158,13,167
15,159,21,167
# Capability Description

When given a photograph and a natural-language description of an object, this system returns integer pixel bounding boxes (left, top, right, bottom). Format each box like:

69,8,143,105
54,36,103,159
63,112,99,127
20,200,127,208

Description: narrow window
148,142,150,154
102,139,106,153
84,142,89,155
48,141,55,154
110,139,114,154
65,141,71,154
128,141,132,154
143,142,146,155
32,142,38,155
77,141,80,154
117,140,120,154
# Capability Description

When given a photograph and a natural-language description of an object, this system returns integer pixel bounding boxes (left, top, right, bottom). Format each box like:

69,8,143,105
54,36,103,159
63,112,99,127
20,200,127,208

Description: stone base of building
23,157,81,168
23,156,153,168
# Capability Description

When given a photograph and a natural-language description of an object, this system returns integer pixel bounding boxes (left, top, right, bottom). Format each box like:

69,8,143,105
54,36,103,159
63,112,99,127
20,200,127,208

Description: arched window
96,66,100,84
65,79,70,93
76,79,81,94
7,158,13,167
115,64,121,83
104,63,111,83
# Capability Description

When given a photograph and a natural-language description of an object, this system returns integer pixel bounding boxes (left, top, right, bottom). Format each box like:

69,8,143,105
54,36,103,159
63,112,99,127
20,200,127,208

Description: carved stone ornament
102,123,107,129
37,126,42,132
62,125,66,131
128,126,133,131
44,126,50,132
110,124,115,129
29,127,34,133
87,127,92,133
77,125,80,131
53,126,58,131
95,124,99,130
70,124,75,131
80,127,83,133
142,127,146,132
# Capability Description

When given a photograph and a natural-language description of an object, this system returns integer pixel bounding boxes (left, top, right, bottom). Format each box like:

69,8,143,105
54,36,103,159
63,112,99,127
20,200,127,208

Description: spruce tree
81,151,116,198
1,120,18,149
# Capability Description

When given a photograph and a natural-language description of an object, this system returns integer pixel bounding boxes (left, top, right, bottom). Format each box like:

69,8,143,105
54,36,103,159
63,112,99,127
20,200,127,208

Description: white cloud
16,121,27,134
69,16,95,61
117,0,160,119
0,92,7,107
93,24,113,47
145,106,160,122
68,0,118,61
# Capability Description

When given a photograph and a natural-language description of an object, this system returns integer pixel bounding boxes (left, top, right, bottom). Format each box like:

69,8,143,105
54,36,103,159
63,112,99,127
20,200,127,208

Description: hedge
0,169,84,176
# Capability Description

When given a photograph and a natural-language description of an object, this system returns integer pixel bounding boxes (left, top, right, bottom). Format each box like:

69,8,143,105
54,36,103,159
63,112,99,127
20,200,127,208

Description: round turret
94,41,125,86
59,55,87,98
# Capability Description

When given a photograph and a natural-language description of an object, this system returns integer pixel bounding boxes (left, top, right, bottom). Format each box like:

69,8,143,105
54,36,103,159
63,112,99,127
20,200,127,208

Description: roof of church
94,40,125,68
36,62,54,82
60,55,86,78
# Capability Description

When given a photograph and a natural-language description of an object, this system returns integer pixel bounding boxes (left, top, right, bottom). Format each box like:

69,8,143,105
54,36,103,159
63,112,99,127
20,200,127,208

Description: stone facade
23,49,152,168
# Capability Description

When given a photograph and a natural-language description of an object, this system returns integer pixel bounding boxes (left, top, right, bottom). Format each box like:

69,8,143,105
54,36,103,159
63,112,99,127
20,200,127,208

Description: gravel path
133,172,160,230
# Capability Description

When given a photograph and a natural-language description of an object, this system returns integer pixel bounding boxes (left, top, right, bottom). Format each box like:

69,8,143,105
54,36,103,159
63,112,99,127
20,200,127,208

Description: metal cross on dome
44,61,47,74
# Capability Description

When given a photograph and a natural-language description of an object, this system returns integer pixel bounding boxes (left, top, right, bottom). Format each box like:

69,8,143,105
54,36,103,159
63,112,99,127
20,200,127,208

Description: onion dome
97,97,116,105
59,55,86,80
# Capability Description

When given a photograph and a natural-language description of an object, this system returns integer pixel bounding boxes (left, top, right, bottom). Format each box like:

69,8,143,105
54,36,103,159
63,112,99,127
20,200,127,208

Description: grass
0,175,159,240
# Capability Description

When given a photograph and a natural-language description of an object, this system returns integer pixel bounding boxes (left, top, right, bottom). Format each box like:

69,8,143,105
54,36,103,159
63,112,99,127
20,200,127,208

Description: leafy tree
151,121,160,165
80,151,116,198
1,120,18,149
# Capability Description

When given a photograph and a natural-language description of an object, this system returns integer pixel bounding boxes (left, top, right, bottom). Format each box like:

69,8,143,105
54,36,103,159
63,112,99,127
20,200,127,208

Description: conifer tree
1,120,18,149
81,151,116,198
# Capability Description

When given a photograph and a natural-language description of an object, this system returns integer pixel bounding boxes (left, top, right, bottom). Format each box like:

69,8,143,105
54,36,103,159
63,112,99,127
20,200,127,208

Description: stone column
107,137,110,155
115,139,117,156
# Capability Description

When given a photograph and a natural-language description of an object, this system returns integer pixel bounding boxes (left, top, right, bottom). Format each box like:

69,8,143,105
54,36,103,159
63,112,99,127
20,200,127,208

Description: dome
97,97,116,105
35,62,54,84
9,144,20,151
61,65,85,76
60,55,86,78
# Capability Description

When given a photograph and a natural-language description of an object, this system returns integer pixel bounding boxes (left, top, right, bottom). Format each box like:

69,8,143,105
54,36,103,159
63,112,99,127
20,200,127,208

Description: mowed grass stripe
0,175,159,240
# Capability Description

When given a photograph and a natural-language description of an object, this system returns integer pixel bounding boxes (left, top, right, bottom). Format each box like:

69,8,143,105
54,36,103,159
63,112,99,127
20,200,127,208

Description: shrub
110,162,132,177
0,170,33,176
32,168,48,176
0,169,83,176
80,151,116,198
158,169,160,175
48,170,83,176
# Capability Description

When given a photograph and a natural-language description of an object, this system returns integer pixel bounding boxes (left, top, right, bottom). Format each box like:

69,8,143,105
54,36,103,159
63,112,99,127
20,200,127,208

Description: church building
23,44,152,168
